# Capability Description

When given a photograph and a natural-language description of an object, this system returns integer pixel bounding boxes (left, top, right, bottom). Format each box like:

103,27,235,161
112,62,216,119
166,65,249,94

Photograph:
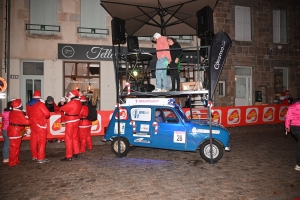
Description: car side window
155,109,164,123
161,108,179,123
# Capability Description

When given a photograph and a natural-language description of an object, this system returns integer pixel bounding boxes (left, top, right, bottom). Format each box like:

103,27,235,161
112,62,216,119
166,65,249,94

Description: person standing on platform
60,90,82,161
7,99,31,167
285,100,300,171
27,90,50,163
152,32,171,92
78,96,93,153
2,101,12,163
167,37,183,91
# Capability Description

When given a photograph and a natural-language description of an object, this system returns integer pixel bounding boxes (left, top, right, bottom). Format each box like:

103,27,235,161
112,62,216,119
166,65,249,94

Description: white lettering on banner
191,127,220,134
86,47,113,60
133,132,150,138
214,41,226,70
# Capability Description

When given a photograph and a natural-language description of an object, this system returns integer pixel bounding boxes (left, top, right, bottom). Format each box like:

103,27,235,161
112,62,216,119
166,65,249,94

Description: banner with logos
208,31,232,101
0,105,288,141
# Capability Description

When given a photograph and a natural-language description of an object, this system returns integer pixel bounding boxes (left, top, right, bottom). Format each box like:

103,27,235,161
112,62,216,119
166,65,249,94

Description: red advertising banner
182,105,288,127
0,105,288,141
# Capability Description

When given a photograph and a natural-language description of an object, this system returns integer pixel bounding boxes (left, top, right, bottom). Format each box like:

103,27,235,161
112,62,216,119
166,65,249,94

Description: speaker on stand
197,6,214,92
197,6,214,38
197,6,214,65
111,17,126,45
127,36,139,52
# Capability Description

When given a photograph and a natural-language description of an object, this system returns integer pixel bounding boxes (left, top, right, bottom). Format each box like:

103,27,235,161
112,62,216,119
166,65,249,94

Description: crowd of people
1,89,94,167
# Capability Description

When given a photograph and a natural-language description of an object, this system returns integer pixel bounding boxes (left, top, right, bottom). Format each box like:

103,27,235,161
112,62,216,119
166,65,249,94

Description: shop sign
58,43,155,61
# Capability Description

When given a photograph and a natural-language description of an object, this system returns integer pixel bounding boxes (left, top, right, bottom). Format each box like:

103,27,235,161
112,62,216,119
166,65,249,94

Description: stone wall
213,0,300,106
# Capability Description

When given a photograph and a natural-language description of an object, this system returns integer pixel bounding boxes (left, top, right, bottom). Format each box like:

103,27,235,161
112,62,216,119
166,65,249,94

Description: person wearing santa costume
7,99,31,167
78,96,93,153
280,90,294,104
60,90,82,161
27,90,50,163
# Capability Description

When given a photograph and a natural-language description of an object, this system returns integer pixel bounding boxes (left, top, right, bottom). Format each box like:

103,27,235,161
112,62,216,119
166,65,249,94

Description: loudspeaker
111,17,126,45
127,36,139,52
200,34,214,46
197,6,214,37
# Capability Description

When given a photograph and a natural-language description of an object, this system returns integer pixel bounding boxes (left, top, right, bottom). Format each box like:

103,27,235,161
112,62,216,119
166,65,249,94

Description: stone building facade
213,0,300,106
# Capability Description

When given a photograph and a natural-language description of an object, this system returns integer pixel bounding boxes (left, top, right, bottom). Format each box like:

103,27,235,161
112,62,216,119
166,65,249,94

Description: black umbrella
101,0,217,36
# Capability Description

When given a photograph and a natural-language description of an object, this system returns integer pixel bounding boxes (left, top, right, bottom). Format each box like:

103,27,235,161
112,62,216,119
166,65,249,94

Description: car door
151,107,187,150
129,106,153,146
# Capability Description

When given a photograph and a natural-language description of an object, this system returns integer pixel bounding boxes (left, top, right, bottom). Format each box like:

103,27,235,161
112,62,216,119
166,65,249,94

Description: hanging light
133,70,138,77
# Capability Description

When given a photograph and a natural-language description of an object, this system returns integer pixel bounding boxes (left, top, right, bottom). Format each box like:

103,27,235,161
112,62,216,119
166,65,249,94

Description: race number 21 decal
173,131,186,143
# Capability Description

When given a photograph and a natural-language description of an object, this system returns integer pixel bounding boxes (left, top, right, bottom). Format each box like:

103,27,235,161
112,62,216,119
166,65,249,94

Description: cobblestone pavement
0,124,300,200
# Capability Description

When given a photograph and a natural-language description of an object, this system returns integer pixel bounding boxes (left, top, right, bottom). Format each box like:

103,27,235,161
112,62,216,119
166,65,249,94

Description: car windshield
175,104,189,122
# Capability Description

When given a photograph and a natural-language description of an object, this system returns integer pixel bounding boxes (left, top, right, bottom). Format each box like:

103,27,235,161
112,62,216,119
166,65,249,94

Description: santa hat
69,89,79,98
60,97,65,102
11,99,22,108
153,32,161,39
32,90,41,99
80,96,87,102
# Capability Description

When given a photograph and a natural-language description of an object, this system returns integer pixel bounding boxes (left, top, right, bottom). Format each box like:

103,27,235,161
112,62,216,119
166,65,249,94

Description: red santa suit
8,99,31,167
60,90,82,160
78,96,93,153
27,92,50,162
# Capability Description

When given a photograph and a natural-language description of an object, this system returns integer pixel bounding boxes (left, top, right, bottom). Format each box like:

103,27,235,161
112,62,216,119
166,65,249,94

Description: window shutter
30,0,58,35
235,6,244,41
242,7,251,41
273,10,280,43
280,11,287,43
81,0,107,38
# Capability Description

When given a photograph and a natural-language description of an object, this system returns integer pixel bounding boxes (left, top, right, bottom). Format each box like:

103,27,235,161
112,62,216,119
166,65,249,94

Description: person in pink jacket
60,90,82,161
2,101,12,163
78,96,93,153
152,32,171,92
8,99,31,167
285,100,300,171
27,90,50,164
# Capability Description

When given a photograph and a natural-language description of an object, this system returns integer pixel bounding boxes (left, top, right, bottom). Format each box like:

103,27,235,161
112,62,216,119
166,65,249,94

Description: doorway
21,61,44,105
235,67,252,106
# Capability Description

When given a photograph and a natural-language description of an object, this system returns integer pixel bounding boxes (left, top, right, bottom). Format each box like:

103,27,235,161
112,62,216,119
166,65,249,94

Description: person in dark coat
167,37,183,91
45,96,59,112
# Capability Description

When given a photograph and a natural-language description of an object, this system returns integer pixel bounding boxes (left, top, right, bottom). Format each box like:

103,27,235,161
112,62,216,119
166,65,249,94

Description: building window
273,10,287,44
29,0,58,35
23,61,44,75
274,67,288,103
64,62,100,109
235,6,251,41
218,81,225,97
80,0,107,38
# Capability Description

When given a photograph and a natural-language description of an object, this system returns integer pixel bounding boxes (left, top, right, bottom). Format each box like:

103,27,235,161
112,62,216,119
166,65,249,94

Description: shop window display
64,62,100,109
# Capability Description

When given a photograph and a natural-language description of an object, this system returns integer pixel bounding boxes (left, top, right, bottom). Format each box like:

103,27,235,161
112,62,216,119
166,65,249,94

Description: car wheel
111,137,130,157
199,140,223,163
